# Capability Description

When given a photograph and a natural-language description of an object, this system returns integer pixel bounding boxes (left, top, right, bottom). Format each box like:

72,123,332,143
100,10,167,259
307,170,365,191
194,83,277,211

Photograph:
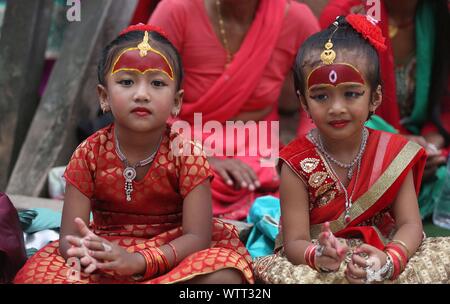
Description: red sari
150,0,319,219
13,124,254,284
254,129,450,283
279,128,426,249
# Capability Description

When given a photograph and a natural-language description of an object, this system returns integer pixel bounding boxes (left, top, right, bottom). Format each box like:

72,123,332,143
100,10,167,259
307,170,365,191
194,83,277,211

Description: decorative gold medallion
300,158,320,173
137,31,151,57
308,171,327,188
320,40,336,65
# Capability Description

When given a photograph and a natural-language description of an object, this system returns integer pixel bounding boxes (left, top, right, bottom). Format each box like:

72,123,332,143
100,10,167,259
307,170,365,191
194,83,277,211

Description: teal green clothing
404,0,435,134
246,196,281,258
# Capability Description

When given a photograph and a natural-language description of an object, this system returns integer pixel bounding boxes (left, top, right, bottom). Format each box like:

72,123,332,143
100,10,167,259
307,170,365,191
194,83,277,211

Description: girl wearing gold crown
253,15,450,284
13,25,253,284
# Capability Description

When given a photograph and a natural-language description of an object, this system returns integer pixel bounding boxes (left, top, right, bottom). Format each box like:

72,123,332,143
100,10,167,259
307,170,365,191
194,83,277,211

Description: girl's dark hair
429,0,450,144
97,30,184,91
293,16,381,99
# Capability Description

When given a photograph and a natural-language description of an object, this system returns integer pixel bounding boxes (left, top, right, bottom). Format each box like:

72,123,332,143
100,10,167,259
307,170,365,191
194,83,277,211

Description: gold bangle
391,239,411,258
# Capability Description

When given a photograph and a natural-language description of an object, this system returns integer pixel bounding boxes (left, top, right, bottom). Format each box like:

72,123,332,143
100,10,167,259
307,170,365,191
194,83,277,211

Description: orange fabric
279,129,427,249
13,124,254,284
13,219,254,284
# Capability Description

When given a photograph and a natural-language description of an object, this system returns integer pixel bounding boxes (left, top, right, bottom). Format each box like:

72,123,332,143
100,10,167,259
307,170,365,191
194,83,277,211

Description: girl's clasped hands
65,217,143,277
316,222,389,283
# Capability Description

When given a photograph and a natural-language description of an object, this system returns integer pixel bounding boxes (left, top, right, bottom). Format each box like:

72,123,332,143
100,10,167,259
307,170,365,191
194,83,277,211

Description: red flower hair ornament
346,14,387,52
119,23,168,40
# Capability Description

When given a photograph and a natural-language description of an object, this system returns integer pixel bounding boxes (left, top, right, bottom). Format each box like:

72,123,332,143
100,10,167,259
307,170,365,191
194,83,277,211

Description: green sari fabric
366,1,446,219
403,0,435,134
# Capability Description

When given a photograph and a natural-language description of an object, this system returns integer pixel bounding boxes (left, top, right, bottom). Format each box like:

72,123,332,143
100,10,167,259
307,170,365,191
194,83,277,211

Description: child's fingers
74,217,93,238
352,254,368,268
318,231,332,250
83,261,98,275
321,221,331,233
331,237,349,258
316,256,340,271
83,239,107,252
346,260,366,279
316,244,339,260
65,235,83,247
355,243,378,256
345,269,366,284
88,249,115,261
67,246,88,258
80,255,93,267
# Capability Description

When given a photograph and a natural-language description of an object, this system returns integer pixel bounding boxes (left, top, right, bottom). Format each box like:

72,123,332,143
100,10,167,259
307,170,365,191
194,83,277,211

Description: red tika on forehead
307,63,365,89
111,47,174,79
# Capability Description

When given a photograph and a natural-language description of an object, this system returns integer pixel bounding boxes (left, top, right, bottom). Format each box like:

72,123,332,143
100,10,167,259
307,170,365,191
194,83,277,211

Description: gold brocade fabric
253,237,450,284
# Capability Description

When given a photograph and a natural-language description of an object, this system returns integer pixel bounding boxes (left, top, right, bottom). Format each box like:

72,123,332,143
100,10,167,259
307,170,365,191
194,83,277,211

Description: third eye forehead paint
111,31,174,80
307,63,365,90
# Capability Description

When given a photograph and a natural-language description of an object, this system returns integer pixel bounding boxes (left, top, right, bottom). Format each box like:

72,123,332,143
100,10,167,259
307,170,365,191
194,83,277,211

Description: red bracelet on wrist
304,244,317,270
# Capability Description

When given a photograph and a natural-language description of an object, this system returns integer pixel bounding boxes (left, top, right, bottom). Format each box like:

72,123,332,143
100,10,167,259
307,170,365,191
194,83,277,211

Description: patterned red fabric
13,124,254,284
13,219,253,284
279,129,426,248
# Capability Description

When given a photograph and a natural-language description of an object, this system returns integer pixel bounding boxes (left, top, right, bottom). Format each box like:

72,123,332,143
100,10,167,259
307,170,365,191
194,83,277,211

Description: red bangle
138,247,171,279
386,243,408,263
154,247,170,275
304,244,317,270
139,249,158,279
168,242,178,266
385,244,407,271
385,250,401,280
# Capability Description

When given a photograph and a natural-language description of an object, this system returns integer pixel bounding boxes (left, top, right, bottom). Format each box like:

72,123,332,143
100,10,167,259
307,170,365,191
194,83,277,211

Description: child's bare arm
59,184,91,260
280,163,312,265
158,180,213,266
390,170,423,258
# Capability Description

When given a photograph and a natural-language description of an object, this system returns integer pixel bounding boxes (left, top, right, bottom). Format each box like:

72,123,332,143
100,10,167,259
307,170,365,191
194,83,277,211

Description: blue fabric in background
246,195,281,258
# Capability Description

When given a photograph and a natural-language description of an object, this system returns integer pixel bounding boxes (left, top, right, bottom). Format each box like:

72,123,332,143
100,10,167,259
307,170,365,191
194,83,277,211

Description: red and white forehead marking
329,70,338,83
307,63,365,89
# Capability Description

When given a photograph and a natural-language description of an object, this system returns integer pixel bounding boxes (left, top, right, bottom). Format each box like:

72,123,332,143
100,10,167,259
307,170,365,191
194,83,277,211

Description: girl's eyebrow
339,83,365,88
309,84,331,91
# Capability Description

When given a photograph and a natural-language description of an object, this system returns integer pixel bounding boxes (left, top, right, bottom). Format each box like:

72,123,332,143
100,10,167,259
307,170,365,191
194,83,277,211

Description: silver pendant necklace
308,128,366,223
309,128,368,179
115,132,162,202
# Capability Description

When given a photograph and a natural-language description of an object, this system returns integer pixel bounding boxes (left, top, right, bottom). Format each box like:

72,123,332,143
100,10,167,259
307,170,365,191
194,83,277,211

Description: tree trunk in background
0,0,53,191
6,0,137,197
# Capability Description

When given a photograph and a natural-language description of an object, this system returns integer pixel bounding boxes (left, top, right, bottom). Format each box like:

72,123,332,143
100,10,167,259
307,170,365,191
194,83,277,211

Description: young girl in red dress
254,15,450,283
14,24,253,284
